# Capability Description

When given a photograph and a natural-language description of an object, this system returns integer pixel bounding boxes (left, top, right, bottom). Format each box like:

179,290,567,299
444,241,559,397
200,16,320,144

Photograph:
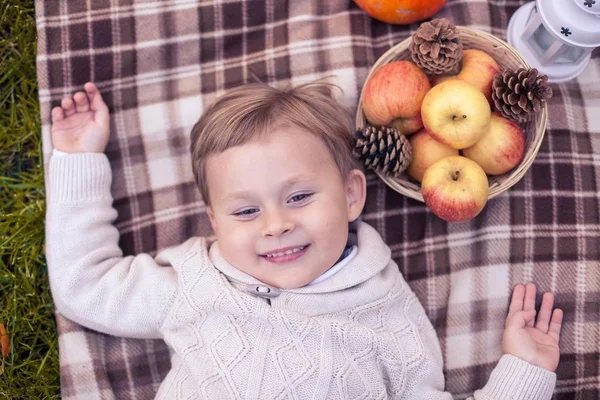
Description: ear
345,169,367,222
207,206,217,232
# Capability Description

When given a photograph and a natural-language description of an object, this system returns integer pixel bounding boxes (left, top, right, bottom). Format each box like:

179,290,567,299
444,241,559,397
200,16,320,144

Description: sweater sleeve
45,152,179,339
398,284,556,400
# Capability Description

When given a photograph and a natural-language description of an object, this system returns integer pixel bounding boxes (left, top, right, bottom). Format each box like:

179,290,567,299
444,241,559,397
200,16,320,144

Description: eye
233,208,259,217
288,193,313,203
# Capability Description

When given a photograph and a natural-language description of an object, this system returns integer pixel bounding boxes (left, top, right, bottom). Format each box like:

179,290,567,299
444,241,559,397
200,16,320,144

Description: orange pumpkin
354,0,447,25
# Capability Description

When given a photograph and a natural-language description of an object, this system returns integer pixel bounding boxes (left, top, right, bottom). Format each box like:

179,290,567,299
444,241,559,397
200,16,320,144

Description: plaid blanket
36,0,600,399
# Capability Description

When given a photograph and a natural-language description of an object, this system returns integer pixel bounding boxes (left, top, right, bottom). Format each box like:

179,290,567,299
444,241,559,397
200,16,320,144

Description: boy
47,81,563,399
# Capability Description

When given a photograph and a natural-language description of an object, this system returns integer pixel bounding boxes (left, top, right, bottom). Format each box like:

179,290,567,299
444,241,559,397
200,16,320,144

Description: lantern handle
525,3,537,24
520,3,543,42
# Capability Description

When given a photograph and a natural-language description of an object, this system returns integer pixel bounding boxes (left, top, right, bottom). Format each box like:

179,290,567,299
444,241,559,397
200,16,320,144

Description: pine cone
354,126,412,178
410,18,463,75
492,68,553,122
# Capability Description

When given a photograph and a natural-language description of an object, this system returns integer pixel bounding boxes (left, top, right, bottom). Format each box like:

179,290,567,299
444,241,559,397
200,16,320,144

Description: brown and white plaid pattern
36,0,600,399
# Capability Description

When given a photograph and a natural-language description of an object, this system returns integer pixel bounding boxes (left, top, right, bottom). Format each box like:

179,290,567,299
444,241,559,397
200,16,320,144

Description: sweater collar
207,220,391,294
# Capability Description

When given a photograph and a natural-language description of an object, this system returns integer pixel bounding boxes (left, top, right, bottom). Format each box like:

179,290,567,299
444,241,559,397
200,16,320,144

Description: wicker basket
355,26,548,202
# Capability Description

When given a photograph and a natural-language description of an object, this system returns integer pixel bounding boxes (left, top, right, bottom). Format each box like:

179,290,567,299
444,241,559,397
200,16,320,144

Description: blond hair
190,80,358,205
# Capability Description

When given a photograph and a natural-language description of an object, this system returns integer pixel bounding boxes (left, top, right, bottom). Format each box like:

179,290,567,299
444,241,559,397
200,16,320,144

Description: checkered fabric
36,0,600,399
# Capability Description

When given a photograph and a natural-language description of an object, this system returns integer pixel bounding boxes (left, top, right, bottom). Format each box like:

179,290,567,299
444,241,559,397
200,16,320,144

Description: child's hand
502,283,563,372
51,82,110,153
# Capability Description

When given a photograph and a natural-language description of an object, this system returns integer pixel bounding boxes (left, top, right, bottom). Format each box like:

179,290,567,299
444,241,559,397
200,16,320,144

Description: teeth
265,246,305,258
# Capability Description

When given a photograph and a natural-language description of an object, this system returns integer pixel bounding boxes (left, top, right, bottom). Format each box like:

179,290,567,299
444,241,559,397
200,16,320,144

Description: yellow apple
421,79,491,149
421,155,488,222
407,128,458,182
362,61,431,135
462,113,525,175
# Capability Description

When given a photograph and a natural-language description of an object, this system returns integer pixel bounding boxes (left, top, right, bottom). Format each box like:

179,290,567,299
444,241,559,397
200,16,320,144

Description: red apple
462,113,525,175
421,155,489,222
362,61,431,135
430,74,456,87
407,128,458,182
430,50,501,105
390,114,423,136
456,49,500,104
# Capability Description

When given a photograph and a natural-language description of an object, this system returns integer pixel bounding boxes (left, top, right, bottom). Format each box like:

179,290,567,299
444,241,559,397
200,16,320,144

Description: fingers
73,91,90,113
61,97,76,117
535,292,555,333
84,82,98,96
84,82,107,112
51,106,65,123
54,82,108,123
84,82,110,133
507,283,526,322
507,283,563,339
548,308,563,341
523,282,537,327
507,309,537,331
58,91,91,117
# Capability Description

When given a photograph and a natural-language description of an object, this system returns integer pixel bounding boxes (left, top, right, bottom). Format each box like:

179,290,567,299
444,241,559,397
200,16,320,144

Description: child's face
205,127,366,289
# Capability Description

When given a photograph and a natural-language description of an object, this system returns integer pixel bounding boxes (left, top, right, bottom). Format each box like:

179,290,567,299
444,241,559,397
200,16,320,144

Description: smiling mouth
260,244,310,264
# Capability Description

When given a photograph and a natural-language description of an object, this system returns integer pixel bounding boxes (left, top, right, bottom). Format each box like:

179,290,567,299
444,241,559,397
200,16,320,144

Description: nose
261,207,294,238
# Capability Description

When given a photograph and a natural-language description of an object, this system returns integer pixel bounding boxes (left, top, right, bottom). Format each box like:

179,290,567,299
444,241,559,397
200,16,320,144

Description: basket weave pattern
355,27,548,202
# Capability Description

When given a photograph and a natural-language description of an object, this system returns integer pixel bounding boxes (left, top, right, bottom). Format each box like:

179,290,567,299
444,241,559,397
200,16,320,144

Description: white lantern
507,0,600,82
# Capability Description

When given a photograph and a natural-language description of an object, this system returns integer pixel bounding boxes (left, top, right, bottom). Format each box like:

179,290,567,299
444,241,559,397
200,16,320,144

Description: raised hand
51,82,110,153
502,283,563,372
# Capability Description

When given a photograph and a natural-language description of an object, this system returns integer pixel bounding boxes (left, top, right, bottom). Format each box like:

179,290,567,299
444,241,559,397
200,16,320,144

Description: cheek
216,221,256,258
304,200,348,243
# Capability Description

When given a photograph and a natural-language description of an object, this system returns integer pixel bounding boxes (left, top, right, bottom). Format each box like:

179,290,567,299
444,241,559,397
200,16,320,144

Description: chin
264,267,324,289
275,281,307,290
267,272,315,289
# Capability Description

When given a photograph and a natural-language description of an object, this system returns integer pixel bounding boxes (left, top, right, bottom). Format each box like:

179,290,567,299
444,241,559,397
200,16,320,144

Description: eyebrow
222,175,314,202
282,175,313,187
223,190,254,202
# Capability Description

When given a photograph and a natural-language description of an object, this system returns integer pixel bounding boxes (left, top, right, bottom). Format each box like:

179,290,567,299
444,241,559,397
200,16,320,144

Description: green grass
0,0,61,398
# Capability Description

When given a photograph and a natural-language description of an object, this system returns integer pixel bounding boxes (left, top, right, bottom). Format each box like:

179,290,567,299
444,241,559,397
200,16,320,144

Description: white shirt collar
308,245,358,286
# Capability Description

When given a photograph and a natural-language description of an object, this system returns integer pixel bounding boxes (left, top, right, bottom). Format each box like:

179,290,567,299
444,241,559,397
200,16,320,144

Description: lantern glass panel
531,24,554,56
556,45,585,64
529,11,586,64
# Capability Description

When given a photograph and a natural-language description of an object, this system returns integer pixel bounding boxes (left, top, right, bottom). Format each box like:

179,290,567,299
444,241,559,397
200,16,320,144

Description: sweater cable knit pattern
45,152,557,399
157,229,432,399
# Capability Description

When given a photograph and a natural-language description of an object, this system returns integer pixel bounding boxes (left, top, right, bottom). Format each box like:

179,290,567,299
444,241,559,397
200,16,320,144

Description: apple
430,49,500,104
421,155,489,222
430,74,456,87
390,114,423,136
456,49,500,104
462,113,525,175
362,61,431,135
407,128,458,182
421,79,491,149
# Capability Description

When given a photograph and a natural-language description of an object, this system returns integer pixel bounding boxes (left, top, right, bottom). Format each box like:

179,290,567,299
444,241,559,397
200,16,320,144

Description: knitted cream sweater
46,152,556,399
